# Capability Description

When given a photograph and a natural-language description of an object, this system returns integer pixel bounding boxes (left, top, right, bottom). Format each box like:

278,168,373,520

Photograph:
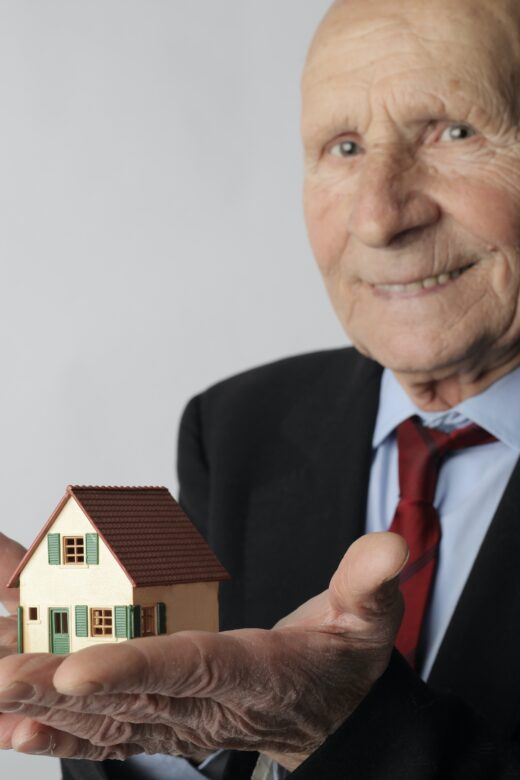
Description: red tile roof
8,486,230,589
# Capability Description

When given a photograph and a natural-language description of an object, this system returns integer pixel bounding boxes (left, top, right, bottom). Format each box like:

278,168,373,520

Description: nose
347,150,440,248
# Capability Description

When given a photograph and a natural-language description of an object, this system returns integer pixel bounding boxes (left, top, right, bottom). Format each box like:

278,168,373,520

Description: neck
392,351,520,412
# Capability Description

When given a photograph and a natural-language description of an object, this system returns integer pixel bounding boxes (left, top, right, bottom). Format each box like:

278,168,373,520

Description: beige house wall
133,581,220,634
20,496,132,653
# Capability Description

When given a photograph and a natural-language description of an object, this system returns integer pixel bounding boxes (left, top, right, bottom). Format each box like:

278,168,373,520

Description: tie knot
396,415,496,503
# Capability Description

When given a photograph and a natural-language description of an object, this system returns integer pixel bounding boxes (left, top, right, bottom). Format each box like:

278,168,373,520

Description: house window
63,536,85,564
28,607,39,621
90,608,113,637
141,606,155,637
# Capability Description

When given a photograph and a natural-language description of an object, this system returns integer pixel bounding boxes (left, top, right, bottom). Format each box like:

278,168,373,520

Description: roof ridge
68,485,169,492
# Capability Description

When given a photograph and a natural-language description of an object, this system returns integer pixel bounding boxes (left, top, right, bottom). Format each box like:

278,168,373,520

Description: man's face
302,0,520,380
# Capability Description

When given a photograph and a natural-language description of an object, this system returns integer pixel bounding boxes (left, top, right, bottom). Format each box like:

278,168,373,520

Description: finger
0,651,66,697
0,651,203,725
328,531,408,637
0,699,174,749
0,652,157,723
0,694,229,756
0,712,25,747
0,533,26,614
0,616,18,651
53,632,260,698
9,717,143,760
0,676,231,750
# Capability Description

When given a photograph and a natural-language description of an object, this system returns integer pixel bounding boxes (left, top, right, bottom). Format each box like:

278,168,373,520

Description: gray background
0,1,343,777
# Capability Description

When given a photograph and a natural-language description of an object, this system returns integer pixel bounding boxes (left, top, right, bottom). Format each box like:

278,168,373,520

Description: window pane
63,537,85,564
90,608,113,637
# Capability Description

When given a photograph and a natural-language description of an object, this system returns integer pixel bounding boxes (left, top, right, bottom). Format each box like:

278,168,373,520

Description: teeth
376,265,471,293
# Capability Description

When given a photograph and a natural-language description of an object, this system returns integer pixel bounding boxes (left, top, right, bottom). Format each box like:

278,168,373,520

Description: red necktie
390,415,496,670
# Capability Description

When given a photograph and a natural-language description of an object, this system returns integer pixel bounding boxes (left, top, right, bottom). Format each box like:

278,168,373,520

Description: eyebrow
302,81,507,142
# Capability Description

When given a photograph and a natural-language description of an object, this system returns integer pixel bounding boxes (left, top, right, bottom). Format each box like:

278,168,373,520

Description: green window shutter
131,605,141,638
47,534,61,565
75,606,88,637
114,606,128,638
156,602,167,635
17,607,23,654
86,533,99,564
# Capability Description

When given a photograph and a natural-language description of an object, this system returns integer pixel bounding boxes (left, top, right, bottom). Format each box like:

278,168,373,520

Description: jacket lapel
243,350,383,628
281,349,383,556
427,455,520,732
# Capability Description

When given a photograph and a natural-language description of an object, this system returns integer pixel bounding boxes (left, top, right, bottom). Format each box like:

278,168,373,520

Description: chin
349,328,480,377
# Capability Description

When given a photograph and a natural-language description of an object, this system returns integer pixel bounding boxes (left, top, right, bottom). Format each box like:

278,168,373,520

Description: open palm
0,531,406,770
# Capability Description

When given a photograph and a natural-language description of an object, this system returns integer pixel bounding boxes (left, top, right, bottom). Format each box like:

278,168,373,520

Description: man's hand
0,533,31,749
0,532,407,769
0,532,27,657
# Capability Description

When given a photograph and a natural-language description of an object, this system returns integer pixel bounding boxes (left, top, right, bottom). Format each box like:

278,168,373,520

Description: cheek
446,178,520,249
445,177,520,297
303,179,349,275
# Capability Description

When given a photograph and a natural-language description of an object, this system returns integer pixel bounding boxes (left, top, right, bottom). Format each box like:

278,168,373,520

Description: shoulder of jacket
195,346,377,414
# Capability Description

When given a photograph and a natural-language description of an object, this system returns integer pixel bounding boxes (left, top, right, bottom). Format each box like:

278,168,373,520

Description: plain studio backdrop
0,1,343,777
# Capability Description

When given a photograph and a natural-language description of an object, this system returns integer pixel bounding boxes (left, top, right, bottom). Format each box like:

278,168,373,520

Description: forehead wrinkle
303,0,520,97
302,9,520,135
303,70,497,144
305,26,502,90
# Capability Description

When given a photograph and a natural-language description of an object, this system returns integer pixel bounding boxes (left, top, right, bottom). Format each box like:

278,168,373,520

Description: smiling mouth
373,262,476,294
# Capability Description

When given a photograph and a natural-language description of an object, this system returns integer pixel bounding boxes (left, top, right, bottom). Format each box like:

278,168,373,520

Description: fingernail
0,682,35,701
14,732,53,755
58,680,103,695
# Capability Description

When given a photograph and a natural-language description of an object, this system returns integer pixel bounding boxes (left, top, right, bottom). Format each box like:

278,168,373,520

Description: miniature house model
7,485,230,654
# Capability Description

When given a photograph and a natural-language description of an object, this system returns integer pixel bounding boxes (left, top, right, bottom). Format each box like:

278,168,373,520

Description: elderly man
1,0,520,777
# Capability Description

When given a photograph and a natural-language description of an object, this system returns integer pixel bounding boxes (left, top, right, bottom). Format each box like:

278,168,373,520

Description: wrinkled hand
0,533,29,749
0,533,27,656
0,532,407,770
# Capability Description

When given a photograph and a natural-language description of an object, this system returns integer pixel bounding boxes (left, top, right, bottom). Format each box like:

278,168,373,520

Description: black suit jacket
63,347,520,779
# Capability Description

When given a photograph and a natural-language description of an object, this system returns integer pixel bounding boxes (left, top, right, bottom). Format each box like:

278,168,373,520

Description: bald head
304,0,520,101
300,0,520,407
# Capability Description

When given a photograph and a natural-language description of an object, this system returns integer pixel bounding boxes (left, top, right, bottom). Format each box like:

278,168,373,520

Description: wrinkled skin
303,0,520,409
0,532,406,770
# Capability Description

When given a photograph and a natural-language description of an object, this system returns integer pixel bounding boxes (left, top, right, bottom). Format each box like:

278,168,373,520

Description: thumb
0,533,27,614
329,532,408,631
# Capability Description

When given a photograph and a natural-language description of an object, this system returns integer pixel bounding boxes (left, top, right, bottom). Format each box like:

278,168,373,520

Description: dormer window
63,536,85,564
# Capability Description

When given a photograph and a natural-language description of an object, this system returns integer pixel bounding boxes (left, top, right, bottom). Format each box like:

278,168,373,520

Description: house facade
8,485,230,654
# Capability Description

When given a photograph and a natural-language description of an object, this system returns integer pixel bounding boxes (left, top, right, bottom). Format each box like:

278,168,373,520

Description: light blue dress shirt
131,363,520,778
367,365,520,678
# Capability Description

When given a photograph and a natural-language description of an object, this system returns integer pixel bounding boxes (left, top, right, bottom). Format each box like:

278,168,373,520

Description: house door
49,609,70,654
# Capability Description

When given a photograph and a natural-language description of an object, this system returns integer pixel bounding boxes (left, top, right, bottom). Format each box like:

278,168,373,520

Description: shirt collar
373,364,520,454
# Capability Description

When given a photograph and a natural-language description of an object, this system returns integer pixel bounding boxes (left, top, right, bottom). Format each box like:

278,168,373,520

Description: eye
439,123,477,142
328,139,361,158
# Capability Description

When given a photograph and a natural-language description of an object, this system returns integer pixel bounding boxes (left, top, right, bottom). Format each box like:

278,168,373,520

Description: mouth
372,262,476,295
